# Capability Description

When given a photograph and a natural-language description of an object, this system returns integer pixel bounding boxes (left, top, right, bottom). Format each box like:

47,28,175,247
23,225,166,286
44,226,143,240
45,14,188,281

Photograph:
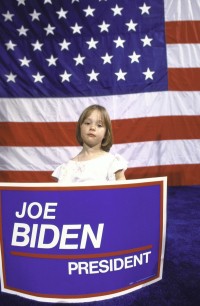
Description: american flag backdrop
0,0,200,186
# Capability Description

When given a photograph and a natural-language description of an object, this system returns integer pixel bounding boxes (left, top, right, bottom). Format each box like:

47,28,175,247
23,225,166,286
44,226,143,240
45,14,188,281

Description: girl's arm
115,169,126,180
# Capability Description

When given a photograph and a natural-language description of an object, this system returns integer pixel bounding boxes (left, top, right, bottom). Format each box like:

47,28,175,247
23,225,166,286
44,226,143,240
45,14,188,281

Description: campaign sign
0,177,167,303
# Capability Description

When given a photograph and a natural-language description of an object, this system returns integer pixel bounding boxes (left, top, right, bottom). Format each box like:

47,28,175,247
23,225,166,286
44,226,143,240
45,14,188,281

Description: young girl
52,104,127,183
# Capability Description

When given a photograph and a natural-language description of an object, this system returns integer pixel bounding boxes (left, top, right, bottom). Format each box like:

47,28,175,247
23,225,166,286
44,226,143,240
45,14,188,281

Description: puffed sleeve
108,154,128,180
51,164,63,181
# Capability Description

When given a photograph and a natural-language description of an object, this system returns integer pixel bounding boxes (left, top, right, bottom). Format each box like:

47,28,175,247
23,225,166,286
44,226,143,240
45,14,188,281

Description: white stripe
114,140,200,167
1,140,200,171
167,44,200,68
164,0,200,21
1,91,200,123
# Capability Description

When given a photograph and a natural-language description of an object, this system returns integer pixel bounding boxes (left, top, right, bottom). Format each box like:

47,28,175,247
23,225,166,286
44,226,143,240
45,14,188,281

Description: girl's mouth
88,133,95,137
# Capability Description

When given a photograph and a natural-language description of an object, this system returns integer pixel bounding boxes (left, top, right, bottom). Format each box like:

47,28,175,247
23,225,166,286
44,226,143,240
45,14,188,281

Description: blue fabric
0,0,167,97
1,186,200,306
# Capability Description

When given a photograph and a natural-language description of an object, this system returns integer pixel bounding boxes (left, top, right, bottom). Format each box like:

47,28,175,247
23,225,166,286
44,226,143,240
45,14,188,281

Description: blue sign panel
0,178,167,303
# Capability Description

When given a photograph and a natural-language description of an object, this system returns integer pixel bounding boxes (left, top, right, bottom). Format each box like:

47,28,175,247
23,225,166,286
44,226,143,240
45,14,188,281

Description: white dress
52,153,127,183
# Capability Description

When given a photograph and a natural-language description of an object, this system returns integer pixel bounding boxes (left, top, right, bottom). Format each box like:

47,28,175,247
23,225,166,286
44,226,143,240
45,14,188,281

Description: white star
142,68,155,80
83,5,95,17
46,55,58,66
141,35,153,46
5,72,17,82
72,0,79,3
19,56,31,67
139,3,151,15
111,4,123,16
115,69,127,81
70,23,83,34
44,0,52,4
98,21,110,32
17,25,29,36
5,40,17,51
29,10,41,21
32,72,45,83
126,20,138,32
44,24,55,35
73,54,85,66
2,11,14,22
113,36,125,48
59,39,71,51
17,0,26,6
86,37,98,49
60,70,72,82
56,8,68,19
87,69,99,82
101,53,113,64
128,51,141,63
31,40,43,51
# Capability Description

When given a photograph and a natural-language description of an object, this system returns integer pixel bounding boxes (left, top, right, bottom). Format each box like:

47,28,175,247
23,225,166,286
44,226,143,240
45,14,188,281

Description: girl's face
80,110,106,149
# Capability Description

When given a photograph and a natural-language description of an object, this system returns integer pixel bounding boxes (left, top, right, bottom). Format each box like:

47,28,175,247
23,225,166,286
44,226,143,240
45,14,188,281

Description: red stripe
168,68,200,91
113,116,200,143
126,164,200,186
1,164,200,186
11,245,152,259
165,21,200,44
0,122,77,146
1,116,200,146
0,171,55,183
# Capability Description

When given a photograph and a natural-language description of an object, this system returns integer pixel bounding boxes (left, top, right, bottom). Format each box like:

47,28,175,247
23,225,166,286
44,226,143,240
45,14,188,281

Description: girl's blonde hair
76,104,113,152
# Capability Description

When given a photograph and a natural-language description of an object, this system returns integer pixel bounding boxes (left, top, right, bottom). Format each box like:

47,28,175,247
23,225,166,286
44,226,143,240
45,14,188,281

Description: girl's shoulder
91,152,128,165
71,151,111,163
94,152,128,172
51,160,74,179
109,153,128,168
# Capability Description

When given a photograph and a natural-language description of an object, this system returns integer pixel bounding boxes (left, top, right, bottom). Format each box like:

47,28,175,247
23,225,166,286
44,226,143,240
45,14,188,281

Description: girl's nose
90,124,96,130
